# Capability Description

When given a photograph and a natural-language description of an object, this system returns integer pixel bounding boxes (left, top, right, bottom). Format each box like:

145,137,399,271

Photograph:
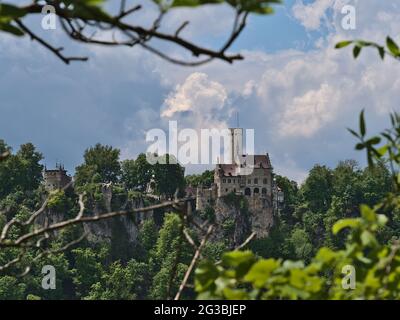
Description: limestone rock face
207,195,274,247
246,196,274,238
212,198,251,247
40,184,150,250
83,184,147,245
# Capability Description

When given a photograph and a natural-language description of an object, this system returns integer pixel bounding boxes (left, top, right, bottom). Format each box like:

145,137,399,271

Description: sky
1,0,400,182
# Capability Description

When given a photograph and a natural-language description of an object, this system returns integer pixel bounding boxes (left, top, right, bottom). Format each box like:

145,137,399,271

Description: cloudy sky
1,0,400,182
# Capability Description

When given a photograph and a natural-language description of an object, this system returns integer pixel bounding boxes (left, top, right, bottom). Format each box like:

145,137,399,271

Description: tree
301,165,333,213
86,260,149,300
149,213,190,299
75,143,121,185
16,143,43,189
0,141,43,197
185,170,214,188
139,219,158,251
0,1,282,66
288,227,313,262
121,153,153,191
72,246,109,298
153,154,185,198
0,276,26,300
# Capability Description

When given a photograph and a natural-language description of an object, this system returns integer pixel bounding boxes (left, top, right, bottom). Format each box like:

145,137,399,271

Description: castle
43,163,72,191
195,127,283,237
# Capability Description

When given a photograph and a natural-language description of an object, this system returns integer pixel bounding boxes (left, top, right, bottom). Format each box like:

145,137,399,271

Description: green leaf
367,137,381,146
361,230,376,246
360,204,376,222
353,45,362,59
244,259,280,288
0,22,24,36
348,128,360,138
222,251,256,278
332,218,360,235
378,46,385,60
171,0,223,8
355,143,365,150
335,41,353,49
0,4,27,19
377,145,388,157
315,247,337,264
222,287,249,299
359,110,366,137
386,36,400,57
377,214,388,227
195,260,219,292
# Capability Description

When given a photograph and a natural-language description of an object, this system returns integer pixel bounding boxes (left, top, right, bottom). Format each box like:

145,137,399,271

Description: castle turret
43,164,72,191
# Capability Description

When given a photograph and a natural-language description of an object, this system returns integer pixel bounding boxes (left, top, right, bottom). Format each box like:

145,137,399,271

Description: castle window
223,179,226,183
233,188,236,193
254,178,258,184
262,188,267,195
263,178,267,184
233,179,235,184
254,188,259,194
248,179,251,184
244,188,251,196
228,179,231,183
225,188,228,192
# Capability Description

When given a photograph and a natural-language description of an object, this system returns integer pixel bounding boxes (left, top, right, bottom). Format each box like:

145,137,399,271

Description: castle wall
217,168,273,198
196,185,217,212
197,167,275,239
44,169,72,191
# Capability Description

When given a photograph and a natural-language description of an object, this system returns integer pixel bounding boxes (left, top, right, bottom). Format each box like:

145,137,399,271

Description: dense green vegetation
1,114,399,300
249,160,393,263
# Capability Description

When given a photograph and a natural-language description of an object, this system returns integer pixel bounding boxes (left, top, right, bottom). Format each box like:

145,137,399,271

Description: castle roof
217,154,272,177
241,154,272,169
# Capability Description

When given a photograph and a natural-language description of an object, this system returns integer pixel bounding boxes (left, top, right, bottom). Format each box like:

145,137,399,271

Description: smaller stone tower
43,163,72,191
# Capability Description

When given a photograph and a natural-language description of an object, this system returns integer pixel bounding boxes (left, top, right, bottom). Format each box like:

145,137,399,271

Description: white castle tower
230,127,243,165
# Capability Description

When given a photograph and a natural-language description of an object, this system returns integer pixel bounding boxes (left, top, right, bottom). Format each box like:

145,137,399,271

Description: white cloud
161,72,230,129
292,0,356,31
292,0,335,30
280,83,341,137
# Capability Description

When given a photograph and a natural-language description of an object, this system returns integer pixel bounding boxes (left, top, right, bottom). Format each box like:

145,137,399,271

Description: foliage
301,165,333,213
185,170,214,188
153,154,185,198
121,154,153,192
47,190,71,212
75,143,121,185
0,1,282,66
336,37,400,61
0,141,43,198
148,213,194,299
86,260,149,300
0,276,26,300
